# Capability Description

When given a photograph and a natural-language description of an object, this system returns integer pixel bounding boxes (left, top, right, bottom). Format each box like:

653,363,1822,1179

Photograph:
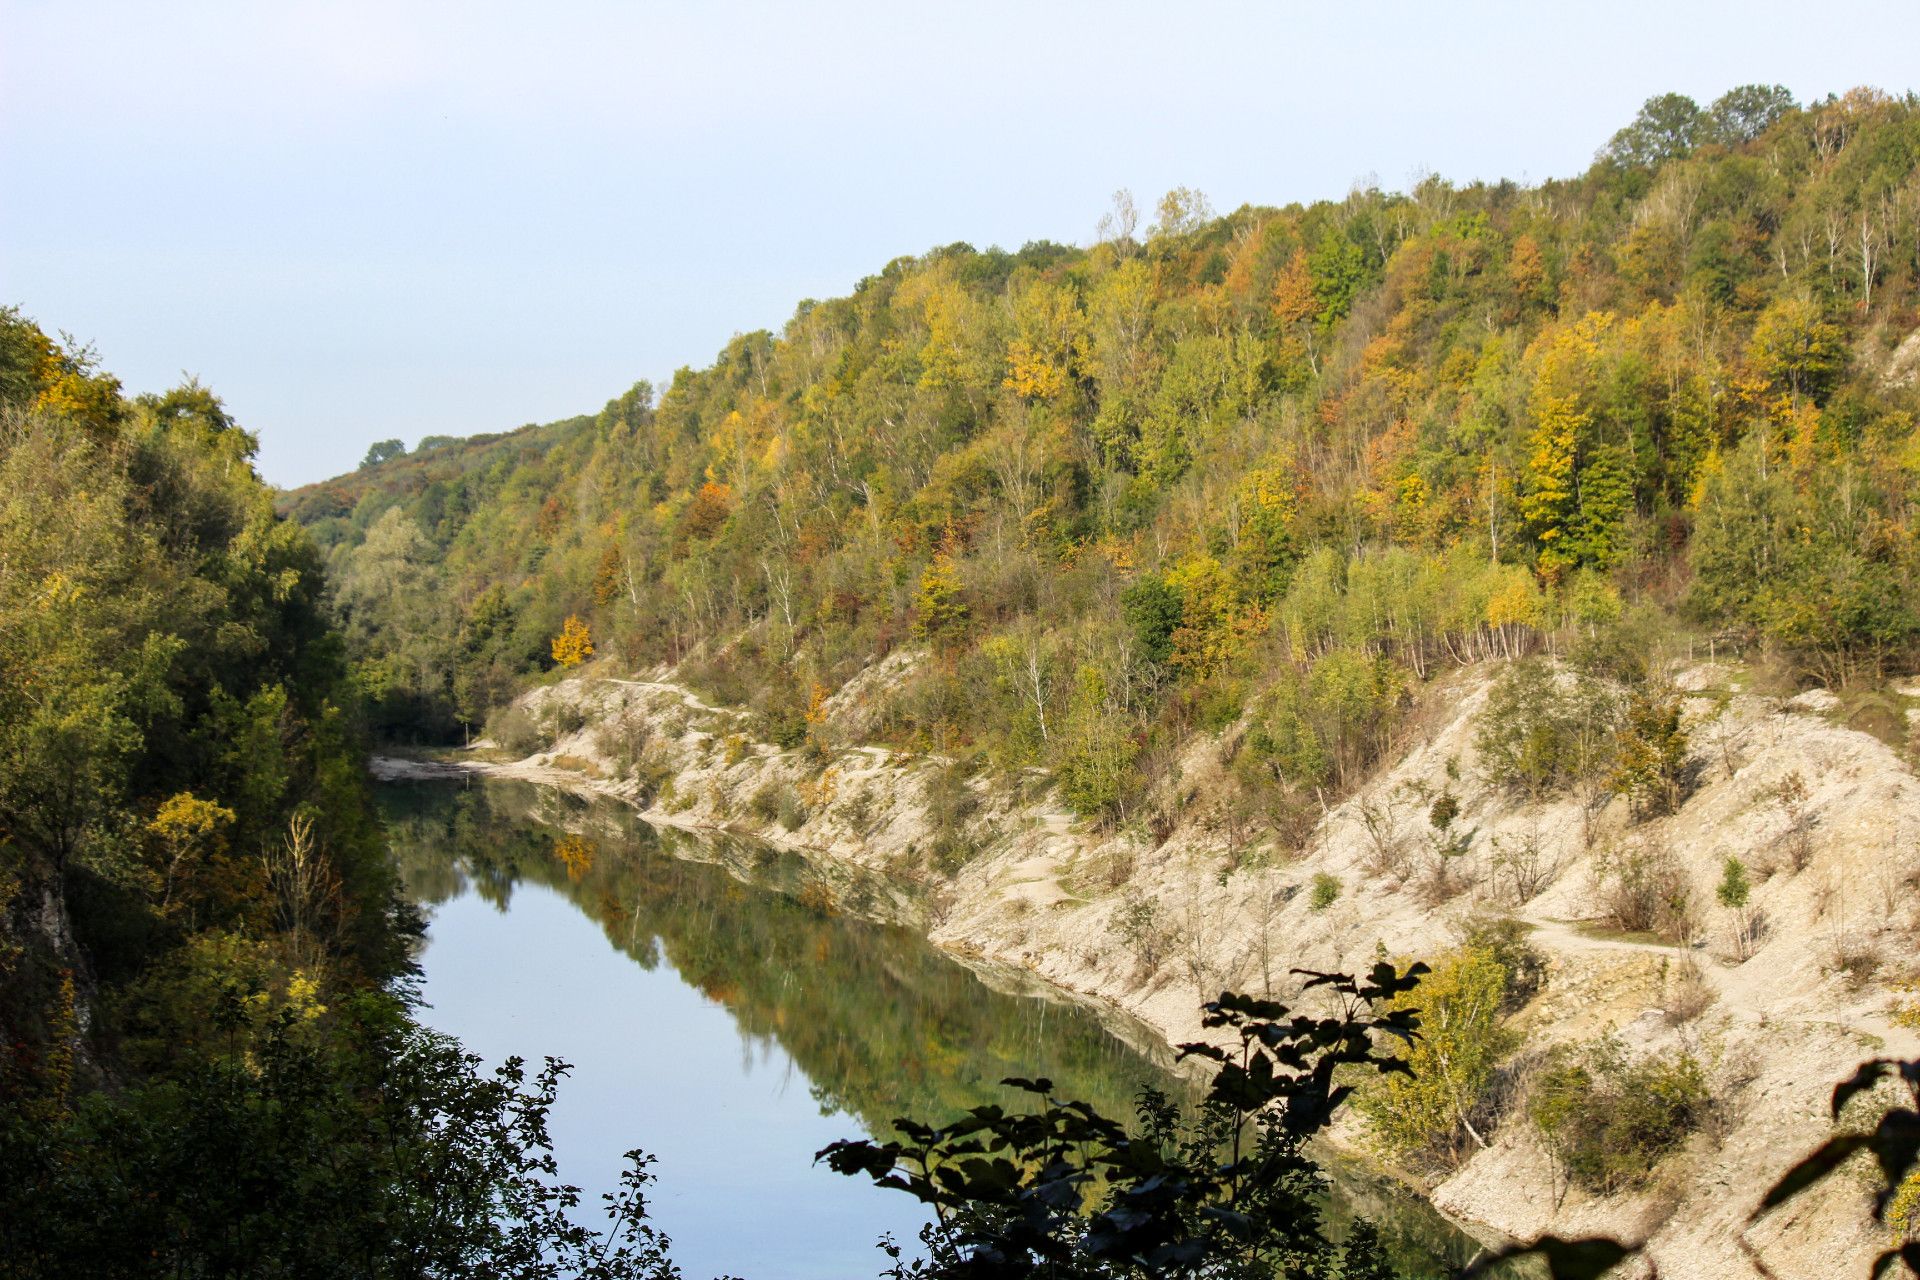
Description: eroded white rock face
417,655,1920,1279
1885,326,1920,388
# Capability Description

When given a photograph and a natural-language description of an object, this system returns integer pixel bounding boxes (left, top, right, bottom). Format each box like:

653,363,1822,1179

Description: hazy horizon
6,0,1919,487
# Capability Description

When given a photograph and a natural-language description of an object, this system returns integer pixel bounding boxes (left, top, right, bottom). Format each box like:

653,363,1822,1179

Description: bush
483,706,543,757
541,699,586,745
1459,916,1548,1011
1109,890,1166,973
592,714,650,773
1055,714,1139,822
630,746,675,807
1309,872,1340,911
1529,1038,1710,1193
747,781,808,831
1608,689,1692,818
1595,838,1694,940
919,762,982,870
758,700,808,750
1357,943,1516,1168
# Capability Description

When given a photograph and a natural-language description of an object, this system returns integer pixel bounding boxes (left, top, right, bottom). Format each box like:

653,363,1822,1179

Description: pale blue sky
5,1,1918,487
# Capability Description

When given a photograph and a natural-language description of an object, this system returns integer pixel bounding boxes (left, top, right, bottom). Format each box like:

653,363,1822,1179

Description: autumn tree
551,615,594,668
911,549,969,646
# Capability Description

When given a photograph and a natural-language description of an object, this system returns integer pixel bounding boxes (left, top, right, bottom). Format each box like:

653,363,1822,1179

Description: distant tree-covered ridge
289,87,1919,840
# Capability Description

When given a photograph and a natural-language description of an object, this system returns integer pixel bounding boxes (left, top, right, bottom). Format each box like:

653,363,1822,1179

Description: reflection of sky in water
415,881,929,1280
393,779,1491,1280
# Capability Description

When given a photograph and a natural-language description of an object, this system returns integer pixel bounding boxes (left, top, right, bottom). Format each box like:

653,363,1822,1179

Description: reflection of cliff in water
383,778,1172,1137
380,778,1509,1279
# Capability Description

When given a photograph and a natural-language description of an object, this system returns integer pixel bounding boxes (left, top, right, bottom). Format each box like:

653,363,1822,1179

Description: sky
5,1,1919,488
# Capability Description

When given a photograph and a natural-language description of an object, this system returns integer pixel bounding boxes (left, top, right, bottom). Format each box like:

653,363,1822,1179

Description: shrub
1110,890,1166,973
592,714,649,773
1595,838,1694,940
758,700,808,750
630,746,675,807
1891,977,1920,1033
1717,855,1756,959
1458,917,1548,1011
1056,713,1139,822
1309,872,1340,911
1608,689,1692,818
541,700,586,746
748,781,807,830
920,763,981,869
484,706,543,757
1489,825,1561,904
1772,770,1815,871
1529,1038,1710,1193
1357,943,1516,1168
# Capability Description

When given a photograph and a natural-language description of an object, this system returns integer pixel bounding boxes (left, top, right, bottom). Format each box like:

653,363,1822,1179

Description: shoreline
370,749,1505,1254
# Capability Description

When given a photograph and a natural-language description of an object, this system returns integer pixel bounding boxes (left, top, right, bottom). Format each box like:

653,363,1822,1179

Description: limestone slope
404,656,1920,1278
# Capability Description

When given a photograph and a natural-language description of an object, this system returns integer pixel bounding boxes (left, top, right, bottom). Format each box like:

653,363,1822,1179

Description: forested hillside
293,86,1920,841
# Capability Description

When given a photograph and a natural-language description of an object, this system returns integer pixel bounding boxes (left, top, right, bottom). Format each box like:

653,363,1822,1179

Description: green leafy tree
1602,93,1704,169
360,438,406,469
1704,84,1796,145
912,550,971,646
1609,691,1691,819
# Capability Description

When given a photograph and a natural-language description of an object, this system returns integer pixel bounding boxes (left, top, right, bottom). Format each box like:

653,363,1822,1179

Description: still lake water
382,778,1495,1279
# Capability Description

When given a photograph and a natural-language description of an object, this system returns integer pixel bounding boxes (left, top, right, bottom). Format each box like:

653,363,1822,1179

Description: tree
1601,93,1704,169
360,438,406,469
1151,186,1214,239
912,549,970,646
0,1006,683,1280
1306,231,1369,328
1747,297,1846,401
1121,575,1182,669
1609,690,1690,819
1358,945,1515,1166
1717,856,1755,959
143,792,237,919
1520,391,1583,577
551,615,594,668
1704,84,1796,145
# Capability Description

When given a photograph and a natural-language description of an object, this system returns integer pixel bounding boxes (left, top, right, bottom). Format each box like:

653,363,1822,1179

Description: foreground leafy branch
1752,1057,1920,1278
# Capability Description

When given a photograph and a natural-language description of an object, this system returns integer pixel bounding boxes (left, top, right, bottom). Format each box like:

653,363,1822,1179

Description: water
382,778,1498,1279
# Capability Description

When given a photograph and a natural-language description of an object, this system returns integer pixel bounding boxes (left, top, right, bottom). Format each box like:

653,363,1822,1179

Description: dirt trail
602,677,741,720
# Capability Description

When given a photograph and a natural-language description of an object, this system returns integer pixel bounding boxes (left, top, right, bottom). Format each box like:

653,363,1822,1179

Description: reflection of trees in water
380,779,1173,1135
379,779,1500,1279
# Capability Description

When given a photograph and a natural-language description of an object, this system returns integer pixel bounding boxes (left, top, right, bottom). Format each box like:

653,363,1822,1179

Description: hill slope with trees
291,86,1919,832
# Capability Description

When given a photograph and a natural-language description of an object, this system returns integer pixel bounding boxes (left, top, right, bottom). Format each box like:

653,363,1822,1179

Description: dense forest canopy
292,86,1920,833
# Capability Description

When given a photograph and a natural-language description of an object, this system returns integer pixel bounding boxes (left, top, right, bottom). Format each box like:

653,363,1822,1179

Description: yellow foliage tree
554,834,595,881
911,550,969,645
145,792,237,916
1003,280,1084,402
552,615,594,667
